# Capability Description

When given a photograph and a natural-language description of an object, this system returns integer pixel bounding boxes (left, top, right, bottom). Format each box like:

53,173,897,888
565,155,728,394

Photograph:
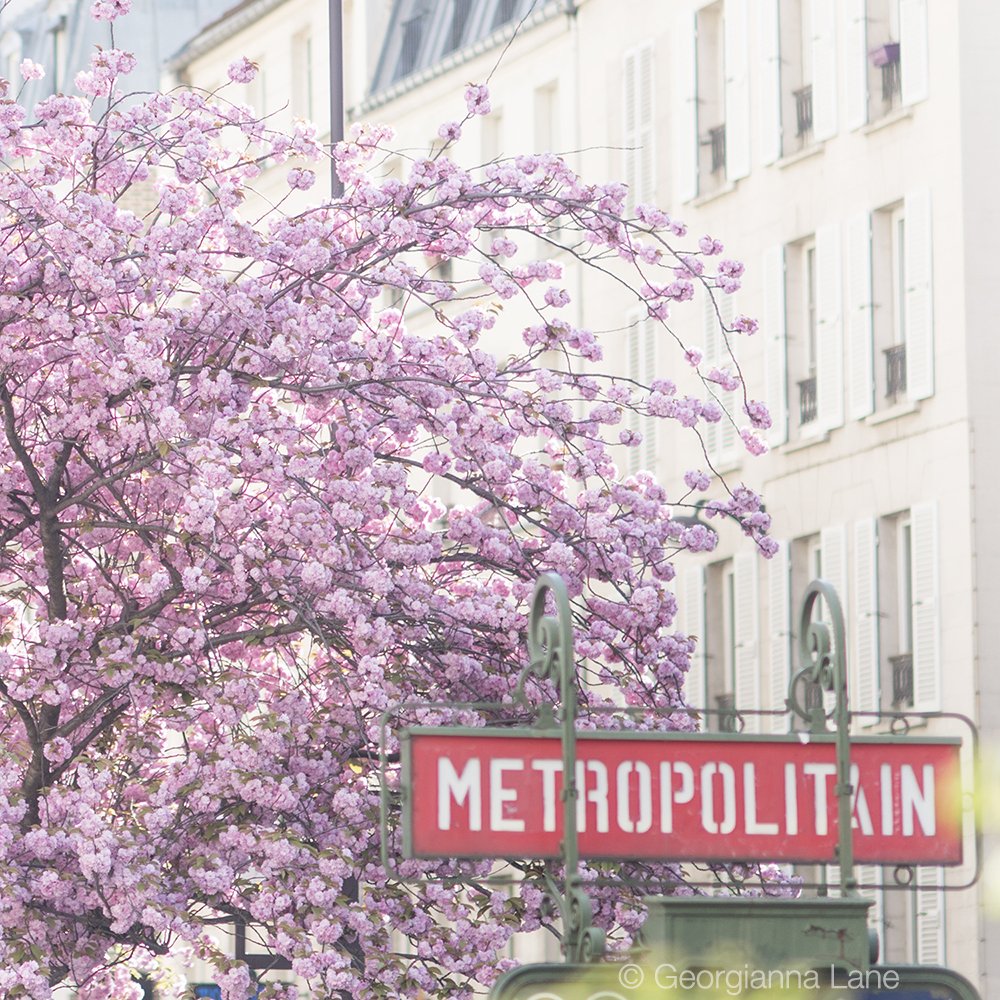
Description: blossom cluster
0,41,780,1000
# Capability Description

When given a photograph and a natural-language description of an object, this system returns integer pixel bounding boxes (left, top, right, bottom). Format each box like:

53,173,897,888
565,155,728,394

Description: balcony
885,343,906,400
708,125,726,174
890,652,913,707
798,376,817,425
793,85,813,136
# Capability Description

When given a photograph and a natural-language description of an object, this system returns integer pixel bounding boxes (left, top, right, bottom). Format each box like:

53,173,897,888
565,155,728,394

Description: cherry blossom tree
0,22,778,1000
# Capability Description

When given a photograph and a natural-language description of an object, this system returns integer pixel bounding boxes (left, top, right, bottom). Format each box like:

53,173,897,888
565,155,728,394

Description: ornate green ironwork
519,573,605,963
787,579,857,897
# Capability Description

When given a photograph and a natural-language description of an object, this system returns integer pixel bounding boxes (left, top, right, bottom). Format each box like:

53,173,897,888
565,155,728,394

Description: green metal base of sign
490,962,981,1000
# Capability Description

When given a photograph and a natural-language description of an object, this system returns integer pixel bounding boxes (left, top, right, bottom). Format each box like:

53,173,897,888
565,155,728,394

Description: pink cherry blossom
0,64,779,999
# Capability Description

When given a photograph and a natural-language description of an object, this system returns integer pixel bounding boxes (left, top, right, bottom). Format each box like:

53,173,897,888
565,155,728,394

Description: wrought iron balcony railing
890,652,913,707
885,343,906,399
793,85,813,136
798,376,818,425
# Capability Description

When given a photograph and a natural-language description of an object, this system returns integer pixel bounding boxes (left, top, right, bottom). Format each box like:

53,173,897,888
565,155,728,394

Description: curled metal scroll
519,573,605,963
788,579,857,897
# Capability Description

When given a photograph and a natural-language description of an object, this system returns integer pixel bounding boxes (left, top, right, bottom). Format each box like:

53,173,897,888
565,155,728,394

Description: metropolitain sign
400,729,962,865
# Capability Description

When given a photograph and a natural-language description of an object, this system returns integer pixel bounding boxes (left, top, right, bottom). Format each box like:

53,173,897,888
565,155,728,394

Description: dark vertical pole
329,0,344,198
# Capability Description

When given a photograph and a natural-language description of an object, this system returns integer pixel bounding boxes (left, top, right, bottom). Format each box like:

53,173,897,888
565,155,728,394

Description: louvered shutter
627,309,657,474
904,188,934,400
844,0,868,131
911,501,941,712
768,540,791,734
733,551,760,734
674,11,699,203
718,293,740,465
763,245,788,446
847,211,874,420
815,223,845,430
900,0,929,106
724,0,751,181
857,866,884,947
703,288,740,467
758,0,782,165
916,866,945,964
624,43,655,213
623,50,637,211
853,518,880,719
681,565,707,721
821,524,848,716
811,0,838,141
642,314,658,470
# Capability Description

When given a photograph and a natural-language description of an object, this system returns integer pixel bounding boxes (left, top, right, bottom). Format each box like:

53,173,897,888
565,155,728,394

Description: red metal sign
401,730,962,865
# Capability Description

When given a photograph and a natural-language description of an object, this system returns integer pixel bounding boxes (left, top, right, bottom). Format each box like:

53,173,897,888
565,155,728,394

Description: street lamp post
329,0,343,198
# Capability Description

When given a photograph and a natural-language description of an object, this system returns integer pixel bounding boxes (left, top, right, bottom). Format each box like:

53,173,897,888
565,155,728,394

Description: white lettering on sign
881,762,893,834
743,762,779,835
700,761,737,835
803,762,838,835
415,735,960,864
490,758,524,832
531,759,563,832
616,761,653,834
438,757,481,830
785,762,798,835
587,760,609,833
902,763,935,836
850,763,874,836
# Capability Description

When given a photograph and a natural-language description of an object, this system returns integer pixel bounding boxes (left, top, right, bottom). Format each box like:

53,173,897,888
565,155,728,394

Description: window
787,238,824,434
696,3,725,187
705,553,760,733
291,31,313,120
443,0,472,53
778,0,812,151
885,205,907,400
246,56,266,117
393,9,428,80
674,0,750,202
705,559,736,732
491,0,519,30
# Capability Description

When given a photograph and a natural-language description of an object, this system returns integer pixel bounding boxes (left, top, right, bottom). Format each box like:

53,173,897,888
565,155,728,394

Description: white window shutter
641,314,658,471
768,540,791,733
844,0,868,131
703,288,739,466
904,188,934,401
680,564,707,721
627,309,657,474
733,551,760,734
623,43,655,213
811,0,839,141
820,523,848,719
857,866,884,947
820,523,848,614
846,211,874,421
638,44,655,206
674,11,699,203
911,500,941,712
762,245,788,446
724,0,751,181
900,0,929,106
853,517,880,718
916,866,945,964
758,0,782,165
718,292,740,466
815,222,845,431
623,49,637,212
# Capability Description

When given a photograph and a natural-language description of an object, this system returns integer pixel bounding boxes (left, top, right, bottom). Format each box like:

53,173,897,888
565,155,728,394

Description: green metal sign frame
378,574,982,964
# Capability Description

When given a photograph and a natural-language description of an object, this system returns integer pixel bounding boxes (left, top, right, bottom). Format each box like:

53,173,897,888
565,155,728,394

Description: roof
358,0,569,115
166,0,292,72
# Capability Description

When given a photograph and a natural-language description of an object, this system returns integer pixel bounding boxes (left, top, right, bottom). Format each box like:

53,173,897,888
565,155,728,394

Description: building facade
169,0,1000,993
